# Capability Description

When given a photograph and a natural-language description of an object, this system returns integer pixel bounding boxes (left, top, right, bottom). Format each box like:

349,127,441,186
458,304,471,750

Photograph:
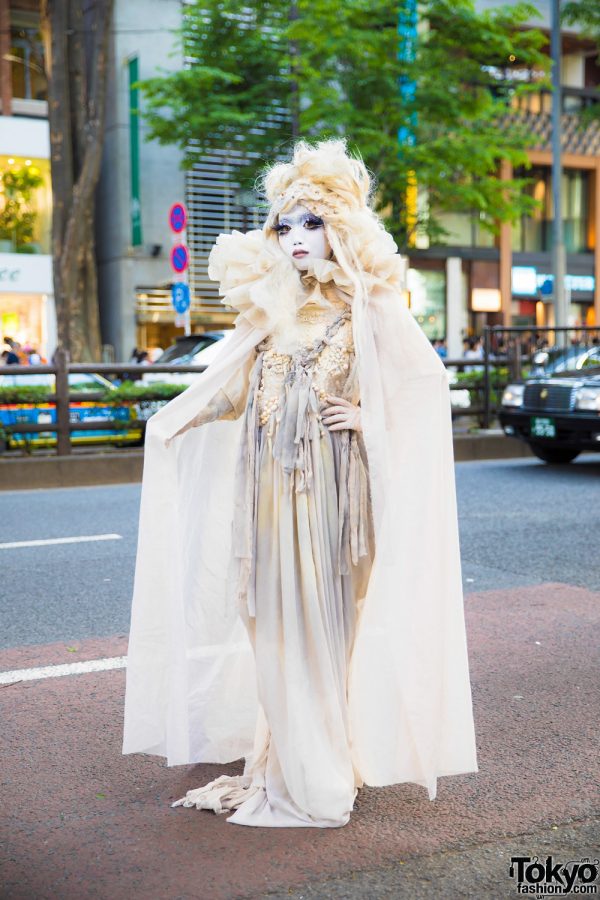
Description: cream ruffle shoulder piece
208,228,303,335
299,227,406,304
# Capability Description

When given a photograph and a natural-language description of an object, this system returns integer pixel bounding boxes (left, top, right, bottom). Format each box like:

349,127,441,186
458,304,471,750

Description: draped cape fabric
122,229,478,801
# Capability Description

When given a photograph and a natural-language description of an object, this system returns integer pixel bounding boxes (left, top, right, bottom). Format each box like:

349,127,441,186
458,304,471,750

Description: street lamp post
551,0,567,340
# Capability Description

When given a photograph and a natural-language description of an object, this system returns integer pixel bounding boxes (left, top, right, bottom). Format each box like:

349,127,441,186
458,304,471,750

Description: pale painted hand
322,395,362,432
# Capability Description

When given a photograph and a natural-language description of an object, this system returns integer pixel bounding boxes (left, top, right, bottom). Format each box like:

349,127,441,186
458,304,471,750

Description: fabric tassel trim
337,431,371,575
171,774,262,814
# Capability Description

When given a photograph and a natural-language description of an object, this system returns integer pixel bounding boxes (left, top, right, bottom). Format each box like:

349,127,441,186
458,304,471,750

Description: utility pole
551,0,567,339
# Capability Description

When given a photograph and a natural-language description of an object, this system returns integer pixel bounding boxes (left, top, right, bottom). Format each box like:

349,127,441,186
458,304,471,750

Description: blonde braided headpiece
259,138,404,300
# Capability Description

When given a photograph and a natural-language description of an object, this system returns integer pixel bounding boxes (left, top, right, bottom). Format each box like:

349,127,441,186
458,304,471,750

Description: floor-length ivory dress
174,286,374,828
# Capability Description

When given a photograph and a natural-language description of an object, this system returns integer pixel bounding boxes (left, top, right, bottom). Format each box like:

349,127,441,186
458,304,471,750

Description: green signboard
128,56,142,247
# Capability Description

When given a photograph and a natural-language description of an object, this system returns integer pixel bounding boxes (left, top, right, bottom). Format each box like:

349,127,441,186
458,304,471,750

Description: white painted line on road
0,533,123,550
0,656,127,685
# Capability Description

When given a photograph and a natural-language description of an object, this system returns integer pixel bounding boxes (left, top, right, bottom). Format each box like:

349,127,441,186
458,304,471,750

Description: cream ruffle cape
122,228,478,801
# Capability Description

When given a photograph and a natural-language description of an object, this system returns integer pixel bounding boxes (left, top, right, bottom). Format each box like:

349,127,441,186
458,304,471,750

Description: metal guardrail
0,350,210,455
1,325,599,454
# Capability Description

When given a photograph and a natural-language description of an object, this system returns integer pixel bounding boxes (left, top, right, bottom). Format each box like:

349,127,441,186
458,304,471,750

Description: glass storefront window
0,293,48,358
0,157,51,255
407,268,446,340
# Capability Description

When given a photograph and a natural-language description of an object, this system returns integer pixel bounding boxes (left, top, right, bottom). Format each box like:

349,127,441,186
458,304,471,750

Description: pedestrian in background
464,337,484,372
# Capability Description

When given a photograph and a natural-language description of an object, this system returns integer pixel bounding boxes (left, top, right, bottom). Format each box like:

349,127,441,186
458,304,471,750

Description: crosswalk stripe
0,656,127,685
0,533,123,549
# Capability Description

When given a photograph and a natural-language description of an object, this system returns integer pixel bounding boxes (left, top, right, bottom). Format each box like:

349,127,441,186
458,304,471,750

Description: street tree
139,0,549,248
41,0,114,361
562,0,600,122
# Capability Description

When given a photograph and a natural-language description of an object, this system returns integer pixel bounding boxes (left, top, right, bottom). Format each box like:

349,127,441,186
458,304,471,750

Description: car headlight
574,386,600,412
501,384,525,408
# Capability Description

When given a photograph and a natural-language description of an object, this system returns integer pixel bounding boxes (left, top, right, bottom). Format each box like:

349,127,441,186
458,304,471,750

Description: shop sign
0,253,52,294
512,266,595,297
511,266,537,296
537,273,595,294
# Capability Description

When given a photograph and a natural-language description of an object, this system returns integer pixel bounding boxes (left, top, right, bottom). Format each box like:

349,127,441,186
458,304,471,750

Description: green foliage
139,0,550,247
561,0,600,123
108,381,188,401
0,385,51,404
562,0,600,47
0,165,45,249
0,382,187,404
453,367,510,387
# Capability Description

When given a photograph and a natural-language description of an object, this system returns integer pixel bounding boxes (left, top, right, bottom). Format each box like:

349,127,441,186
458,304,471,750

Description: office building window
433,210,496,249
512,167,591,254
10,15,47,102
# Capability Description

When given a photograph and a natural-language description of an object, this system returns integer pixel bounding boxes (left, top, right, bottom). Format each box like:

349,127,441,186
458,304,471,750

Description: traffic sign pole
168,202,191,334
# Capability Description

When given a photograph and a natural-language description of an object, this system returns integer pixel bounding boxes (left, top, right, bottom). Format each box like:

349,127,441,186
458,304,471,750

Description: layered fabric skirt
173,354,374,827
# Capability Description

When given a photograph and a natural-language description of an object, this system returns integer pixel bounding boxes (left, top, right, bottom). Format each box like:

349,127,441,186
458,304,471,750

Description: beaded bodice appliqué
233,298,370,618
256,302,354,428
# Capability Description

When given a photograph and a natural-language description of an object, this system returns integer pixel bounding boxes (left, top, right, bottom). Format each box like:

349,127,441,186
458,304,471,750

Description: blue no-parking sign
171,282,190,314
169,202,187,233
170,244,189,274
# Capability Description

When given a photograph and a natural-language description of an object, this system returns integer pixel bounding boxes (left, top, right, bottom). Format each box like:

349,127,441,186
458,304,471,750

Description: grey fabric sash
231,307,371,618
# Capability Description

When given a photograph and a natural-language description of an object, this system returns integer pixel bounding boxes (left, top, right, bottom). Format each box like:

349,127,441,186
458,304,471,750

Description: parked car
133,331,236,422
0,372,142,452
499,361,600,464
530,343,600,376
141,332,228,385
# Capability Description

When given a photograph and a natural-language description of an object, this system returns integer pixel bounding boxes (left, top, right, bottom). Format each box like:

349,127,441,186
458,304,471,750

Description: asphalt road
1,455,599,900
0,455,600,647
0,454,599,649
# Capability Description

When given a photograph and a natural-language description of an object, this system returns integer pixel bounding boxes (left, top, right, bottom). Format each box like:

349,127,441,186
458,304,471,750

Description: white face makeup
274,203,331,270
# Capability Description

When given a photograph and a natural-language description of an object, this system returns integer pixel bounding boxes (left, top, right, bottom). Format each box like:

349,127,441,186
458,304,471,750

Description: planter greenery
108,382,190,401
0,165,44,251
0,381,188,405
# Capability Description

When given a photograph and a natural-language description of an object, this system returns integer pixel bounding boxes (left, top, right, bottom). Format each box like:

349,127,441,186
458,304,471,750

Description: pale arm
165,351,256,448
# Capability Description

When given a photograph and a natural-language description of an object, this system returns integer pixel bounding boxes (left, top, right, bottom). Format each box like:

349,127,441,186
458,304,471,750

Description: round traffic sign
169,202,187,233
171,282,191,314
170,243,189,274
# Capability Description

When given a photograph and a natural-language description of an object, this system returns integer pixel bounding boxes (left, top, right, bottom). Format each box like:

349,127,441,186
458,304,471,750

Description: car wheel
529,443,580,464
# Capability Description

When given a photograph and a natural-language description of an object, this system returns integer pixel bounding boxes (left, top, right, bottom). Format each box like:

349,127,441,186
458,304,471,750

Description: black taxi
499,367,600,464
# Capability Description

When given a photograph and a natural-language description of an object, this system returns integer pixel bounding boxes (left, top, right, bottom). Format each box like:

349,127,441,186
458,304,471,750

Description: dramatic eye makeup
273,213,324,235
304,214,324,229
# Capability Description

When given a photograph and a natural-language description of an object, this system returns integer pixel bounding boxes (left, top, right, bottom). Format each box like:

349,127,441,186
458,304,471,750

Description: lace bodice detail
256,300,356,427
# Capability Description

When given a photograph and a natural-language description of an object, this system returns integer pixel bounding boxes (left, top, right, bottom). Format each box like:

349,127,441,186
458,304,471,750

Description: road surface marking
0,656,127,685
0,533,123,550
0,640,254,685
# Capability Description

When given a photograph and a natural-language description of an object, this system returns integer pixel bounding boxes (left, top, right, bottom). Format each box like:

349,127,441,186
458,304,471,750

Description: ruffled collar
299,250,405,307
207,228,405,335
299,258,353,308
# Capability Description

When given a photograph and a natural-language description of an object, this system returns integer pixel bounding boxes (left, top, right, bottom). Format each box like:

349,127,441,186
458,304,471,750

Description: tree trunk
41,0,114,361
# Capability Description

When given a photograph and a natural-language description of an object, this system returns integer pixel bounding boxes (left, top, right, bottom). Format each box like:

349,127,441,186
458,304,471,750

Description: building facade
0,0,55,360
407,5,600,357
2,1,598,361
96,0,189,361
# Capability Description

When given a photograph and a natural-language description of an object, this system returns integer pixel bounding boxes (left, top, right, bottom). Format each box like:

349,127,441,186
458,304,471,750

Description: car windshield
532,344,598,373
158,339,212,363
581,348,600,369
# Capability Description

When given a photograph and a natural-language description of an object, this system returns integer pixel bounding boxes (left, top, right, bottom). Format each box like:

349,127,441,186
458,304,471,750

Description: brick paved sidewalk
1,583,598,899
